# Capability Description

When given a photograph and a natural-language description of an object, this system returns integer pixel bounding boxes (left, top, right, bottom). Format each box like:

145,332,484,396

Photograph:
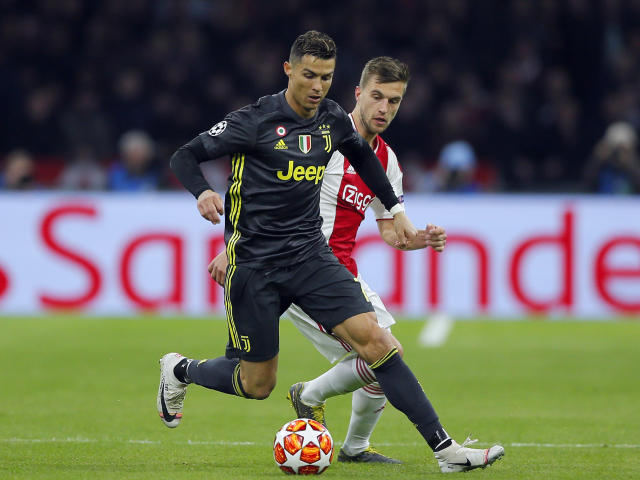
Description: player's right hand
426,223,447,252
208,251,229,287
392,211,418,249
197,189,224,224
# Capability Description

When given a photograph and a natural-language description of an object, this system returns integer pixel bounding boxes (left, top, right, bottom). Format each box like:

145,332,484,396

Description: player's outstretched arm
378,219,425,250
170,138,224,224
338,133,404,218
336,109,417,245
391,210,417,248
378,221,447,252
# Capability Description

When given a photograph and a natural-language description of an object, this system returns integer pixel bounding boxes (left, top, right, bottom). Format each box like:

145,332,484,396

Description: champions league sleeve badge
208,121,228,136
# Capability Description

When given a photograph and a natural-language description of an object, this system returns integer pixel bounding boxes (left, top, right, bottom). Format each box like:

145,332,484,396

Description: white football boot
157,353,188,428
434,436,504,473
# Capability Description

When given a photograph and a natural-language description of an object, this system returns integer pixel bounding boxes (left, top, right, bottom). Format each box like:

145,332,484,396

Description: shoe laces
459,435,479,449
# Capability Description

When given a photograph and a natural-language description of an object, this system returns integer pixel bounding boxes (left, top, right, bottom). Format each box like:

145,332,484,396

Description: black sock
434,436,453,451
185,356,249,398
370,348,451,451
173,359,191,384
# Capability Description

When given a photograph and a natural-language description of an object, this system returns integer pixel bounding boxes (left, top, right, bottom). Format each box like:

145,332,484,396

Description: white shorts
284,274,395,363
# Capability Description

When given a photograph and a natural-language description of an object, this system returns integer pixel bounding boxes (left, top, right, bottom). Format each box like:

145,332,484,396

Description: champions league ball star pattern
273,419,334,475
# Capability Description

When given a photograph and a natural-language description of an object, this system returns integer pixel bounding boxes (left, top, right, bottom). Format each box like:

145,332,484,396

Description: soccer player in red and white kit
285,56,444,464
210,57,503,471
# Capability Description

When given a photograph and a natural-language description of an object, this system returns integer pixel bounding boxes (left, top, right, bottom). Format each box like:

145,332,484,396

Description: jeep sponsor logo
276,160,326,184
342,184,373,211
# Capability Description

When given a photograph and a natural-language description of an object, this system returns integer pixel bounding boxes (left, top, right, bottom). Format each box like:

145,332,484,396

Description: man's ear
283,61,292,78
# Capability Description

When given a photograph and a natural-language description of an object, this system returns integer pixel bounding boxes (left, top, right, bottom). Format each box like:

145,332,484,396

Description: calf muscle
331,313,396,364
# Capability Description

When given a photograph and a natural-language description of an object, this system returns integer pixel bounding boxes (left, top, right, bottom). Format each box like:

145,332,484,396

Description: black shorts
223,251,373,362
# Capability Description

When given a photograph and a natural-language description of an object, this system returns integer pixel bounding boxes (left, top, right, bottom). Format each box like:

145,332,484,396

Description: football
273,418,334,475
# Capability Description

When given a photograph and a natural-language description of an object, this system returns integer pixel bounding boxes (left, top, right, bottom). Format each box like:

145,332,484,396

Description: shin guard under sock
186,356,249,398
370,348,451,451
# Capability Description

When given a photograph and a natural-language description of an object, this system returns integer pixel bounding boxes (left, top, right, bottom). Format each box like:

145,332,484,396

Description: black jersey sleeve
169,142,211,198
334,109,400,212
199,107,258,158
169,107,257,198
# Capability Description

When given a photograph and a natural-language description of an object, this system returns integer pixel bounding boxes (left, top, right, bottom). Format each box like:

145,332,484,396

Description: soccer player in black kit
159,31,504,473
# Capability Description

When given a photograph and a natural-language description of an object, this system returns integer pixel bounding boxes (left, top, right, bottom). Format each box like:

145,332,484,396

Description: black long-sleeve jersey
171,90,401,268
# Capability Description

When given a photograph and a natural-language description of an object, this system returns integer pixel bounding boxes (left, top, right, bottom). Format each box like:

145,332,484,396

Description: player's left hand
197,189,224,225
208,250,229,287
392,211,418,248
426,223,447,252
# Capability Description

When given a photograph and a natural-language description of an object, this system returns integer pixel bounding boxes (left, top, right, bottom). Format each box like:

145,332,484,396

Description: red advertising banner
0,193,638,317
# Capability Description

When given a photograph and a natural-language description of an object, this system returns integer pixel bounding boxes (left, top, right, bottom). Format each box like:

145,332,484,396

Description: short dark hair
289,30,337,63
359,56,411,88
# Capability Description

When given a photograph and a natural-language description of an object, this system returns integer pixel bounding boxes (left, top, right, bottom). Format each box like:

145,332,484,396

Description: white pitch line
376,441,640,448
2,438,639,448
509,442,640,448
3,437,95,443
186,440,255,446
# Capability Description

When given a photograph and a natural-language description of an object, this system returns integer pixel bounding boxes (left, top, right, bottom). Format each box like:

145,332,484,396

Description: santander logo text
353,200,640,316
0,194,637,317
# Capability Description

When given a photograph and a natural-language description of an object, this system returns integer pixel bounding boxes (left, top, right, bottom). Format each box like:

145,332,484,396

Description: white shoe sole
157,353,185,428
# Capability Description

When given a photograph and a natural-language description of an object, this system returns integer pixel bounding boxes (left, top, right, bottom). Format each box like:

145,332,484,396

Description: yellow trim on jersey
354,277,370,302
369,347,399,370
226,153,245,265
224,264,241,350
232,363,247,398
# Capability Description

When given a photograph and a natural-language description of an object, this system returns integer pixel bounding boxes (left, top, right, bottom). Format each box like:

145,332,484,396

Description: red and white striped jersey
320,115,404,276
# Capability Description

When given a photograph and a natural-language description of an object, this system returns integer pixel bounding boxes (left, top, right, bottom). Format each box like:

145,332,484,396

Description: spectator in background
584,122,640,194
434,140,480,193
60,89,113,160
110,69,151,137
13,86,63,155
59,145,107,191
3,1,640,192
0,150,37,190
108,131,159,191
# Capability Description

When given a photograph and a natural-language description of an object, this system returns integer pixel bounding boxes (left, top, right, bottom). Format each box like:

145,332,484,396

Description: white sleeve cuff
389,203,405,216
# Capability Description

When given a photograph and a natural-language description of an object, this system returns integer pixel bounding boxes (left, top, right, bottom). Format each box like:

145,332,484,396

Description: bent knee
244,382,275,400
239,358,278,400
245,376,277,399
240,373,277,400
248,388,272,400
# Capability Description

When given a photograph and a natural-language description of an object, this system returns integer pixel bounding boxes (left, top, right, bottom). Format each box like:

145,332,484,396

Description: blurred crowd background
1,0,640,194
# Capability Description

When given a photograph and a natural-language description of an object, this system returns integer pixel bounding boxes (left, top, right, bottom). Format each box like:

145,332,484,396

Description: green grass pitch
1,316,638,479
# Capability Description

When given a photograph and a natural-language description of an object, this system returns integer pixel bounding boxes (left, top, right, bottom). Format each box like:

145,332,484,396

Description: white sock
341,387,387,456
301,356,375,405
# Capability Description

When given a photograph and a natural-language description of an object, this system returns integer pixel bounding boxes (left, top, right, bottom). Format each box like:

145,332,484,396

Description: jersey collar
278,90,321,125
